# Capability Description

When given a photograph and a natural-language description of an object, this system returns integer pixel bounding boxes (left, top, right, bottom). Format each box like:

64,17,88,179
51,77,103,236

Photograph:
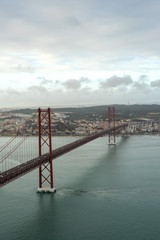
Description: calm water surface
0,136,160,240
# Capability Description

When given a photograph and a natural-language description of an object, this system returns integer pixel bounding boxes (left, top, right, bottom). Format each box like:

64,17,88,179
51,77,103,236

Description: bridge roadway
0,124,127,187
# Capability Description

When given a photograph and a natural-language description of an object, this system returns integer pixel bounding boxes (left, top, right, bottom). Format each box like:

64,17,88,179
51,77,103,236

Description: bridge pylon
108,106,116,145
37,108,56,193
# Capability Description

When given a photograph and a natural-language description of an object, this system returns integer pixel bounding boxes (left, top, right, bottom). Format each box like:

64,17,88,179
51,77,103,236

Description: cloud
150,79,160,87
64,16,81,27
0,1,160,106
6,89,21,96
100,75,133,88
55,80,62,85
131,80,151,94
37,77,53,85
133,82,149,90
0,0,160,74
16,64,35,73
0,77,160,109
28,85,48,93
79,77,91,83
63,79,82,89
139,75,149,82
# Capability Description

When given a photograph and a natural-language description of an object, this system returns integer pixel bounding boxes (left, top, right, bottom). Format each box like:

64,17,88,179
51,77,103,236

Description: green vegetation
6,104,160,121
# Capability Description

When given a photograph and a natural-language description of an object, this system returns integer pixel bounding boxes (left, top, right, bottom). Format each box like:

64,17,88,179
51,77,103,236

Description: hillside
7,104,160,121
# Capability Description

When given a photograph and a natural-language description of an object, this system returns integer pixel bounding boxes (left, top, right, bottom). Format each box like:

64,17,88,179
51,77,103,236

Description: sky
0,0,160,108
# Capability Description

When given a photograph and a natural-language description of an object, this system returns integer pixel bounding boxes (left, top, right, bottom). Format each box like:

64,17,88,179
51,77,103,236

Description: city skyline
0,0,160,108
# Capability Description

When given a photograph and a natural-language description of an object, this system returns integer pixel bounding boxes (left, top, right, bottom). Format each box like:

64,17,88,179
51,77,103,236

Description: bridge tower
108,106,116,145
37,108,56,193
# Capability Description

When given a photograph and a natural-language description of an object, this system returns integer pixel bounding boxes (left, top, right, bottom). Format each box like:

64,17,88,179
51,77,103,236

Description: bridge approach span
0,123,127,187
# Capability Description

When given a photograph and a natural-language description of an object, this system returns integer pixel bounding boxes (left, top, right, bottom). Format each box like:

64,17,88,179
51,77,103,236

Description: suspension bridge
0,107,127,192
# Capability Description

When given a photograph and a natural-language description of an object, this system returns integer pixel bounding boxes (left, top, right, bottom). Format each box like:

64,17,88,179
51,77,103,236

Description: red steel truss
108,106,116,145
38,108,54,189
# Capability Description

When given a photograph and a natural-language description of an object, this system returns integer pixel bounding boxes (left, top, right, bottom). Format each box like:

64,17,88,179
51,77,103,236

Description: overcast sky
0,0,160,108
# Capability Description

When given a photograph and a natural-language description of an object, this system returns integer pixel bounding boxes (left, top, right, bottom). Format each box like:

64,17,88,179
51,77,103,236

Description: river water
0,135,160,240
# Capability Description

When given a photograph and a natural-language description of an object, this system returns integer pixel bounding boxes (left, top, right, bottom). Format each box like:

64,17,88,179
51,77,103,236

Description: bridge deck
0,124,127,187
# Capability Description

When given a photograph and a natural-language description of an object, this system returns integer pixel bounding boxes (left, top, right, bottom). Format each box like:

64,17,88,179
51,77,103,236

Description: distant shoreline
0,133,160,137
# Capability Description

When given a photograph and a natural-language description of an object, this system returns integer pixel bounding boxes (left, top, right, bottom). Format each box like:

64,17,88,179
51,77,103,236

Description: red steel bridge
0,107,127,191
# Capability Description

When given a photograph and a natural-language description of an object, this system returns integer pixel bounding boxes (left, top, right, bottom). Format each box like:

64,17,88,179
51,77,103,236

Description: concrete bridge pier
37,187,56,193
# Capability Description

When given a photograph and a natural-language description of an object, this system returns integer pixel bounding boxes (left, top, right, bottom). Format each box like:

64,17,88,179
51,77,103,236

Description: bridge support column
108,106,116,145
37,108,56,193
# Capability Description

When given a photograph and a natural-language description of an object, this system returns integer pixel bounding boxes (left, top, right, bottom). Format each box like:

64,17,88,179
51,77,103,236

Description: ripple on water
55,187,148,202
